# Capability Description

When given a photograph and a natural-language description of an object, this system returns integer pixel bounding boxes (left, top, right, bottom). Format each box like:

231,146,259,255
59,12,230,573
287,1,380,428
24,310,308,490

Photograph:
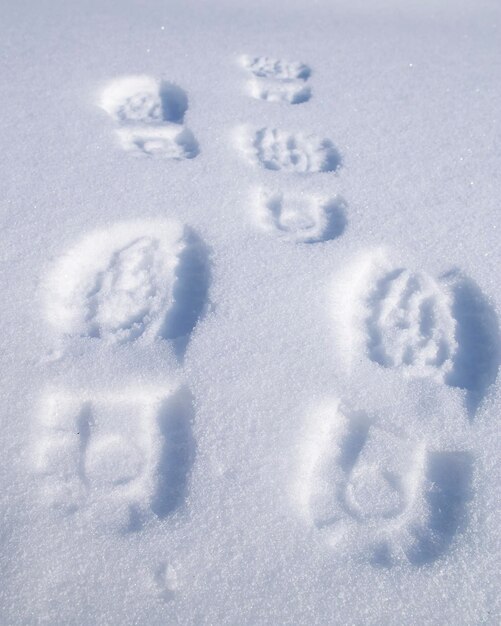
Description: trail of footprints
32,55,499,571
238,55,345,242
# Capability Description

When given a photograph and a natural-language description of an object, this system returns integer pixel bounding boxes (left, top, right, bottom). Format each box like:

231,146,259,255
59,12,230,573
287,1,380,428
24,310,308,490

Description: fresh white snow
1,0,500,623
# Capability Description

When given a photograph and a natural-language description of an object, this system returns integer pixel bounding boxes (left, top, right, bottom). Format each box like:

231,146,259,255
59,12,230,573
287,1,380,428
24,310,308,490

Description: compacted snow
1,0,500,623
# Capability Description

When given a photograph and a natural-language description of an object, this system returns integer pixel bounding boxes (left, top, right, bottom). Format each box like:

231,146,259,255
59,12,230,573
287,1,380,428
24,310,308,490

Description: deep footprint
45,220,209,355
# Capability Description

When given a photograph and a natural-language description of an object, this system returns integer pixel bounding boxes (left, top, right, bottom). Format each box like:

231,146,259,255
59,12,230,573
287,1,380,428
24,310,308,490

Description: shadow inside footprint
160,227,210,361
444,271,500,418
290,86,312,104
150,388,196,519
407,451,472,565
175,127,200,159
123,503,146,534
337,411,370,474
316,198,347,243
159,81,189,123
370,542,394,568
321,140,342,173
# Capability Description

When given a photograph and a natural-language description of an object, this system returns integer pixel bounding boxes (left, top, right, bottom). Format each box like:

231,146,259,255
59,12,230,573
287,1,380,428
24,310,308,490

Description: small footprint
247,80,311,105
240,55,311,81
45,220,209,356
254,189,347,243
99,75,199,158
33,387,195,530
296,400,471,565
238,127,341,173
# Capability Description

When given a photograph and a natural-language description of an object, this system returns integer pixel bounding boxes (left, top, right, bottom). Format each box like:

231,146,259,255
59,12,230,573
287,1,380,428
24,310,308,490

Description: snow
1,0,500,623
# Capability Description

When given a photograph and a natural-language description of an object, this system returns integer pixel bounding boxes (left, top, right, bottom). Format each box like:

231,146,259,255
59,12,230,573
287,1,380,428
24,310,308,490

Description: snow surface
1,0,501,623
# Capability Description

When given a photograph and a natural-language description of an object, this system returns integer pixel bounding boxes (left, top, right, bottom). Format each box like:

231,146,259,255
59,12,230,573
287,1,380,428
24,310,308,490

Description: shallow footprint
254,189,347,243
237,126,341,173
247,79,312,104
116,125,199,159
45,219,209,353
240,55,311,81
100,75,189,125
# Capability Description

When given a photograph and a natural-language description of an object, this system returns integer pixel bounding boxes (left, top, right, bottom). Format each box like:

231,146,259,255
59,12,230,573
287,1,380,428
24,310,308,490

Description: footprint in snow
99,75,199,158
237,126,341,173
240,54,312,104
153,562,179,602
332,250,500,417
254,188,347,243
33,387,195,532
295,399,472,566
44,219,210,360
